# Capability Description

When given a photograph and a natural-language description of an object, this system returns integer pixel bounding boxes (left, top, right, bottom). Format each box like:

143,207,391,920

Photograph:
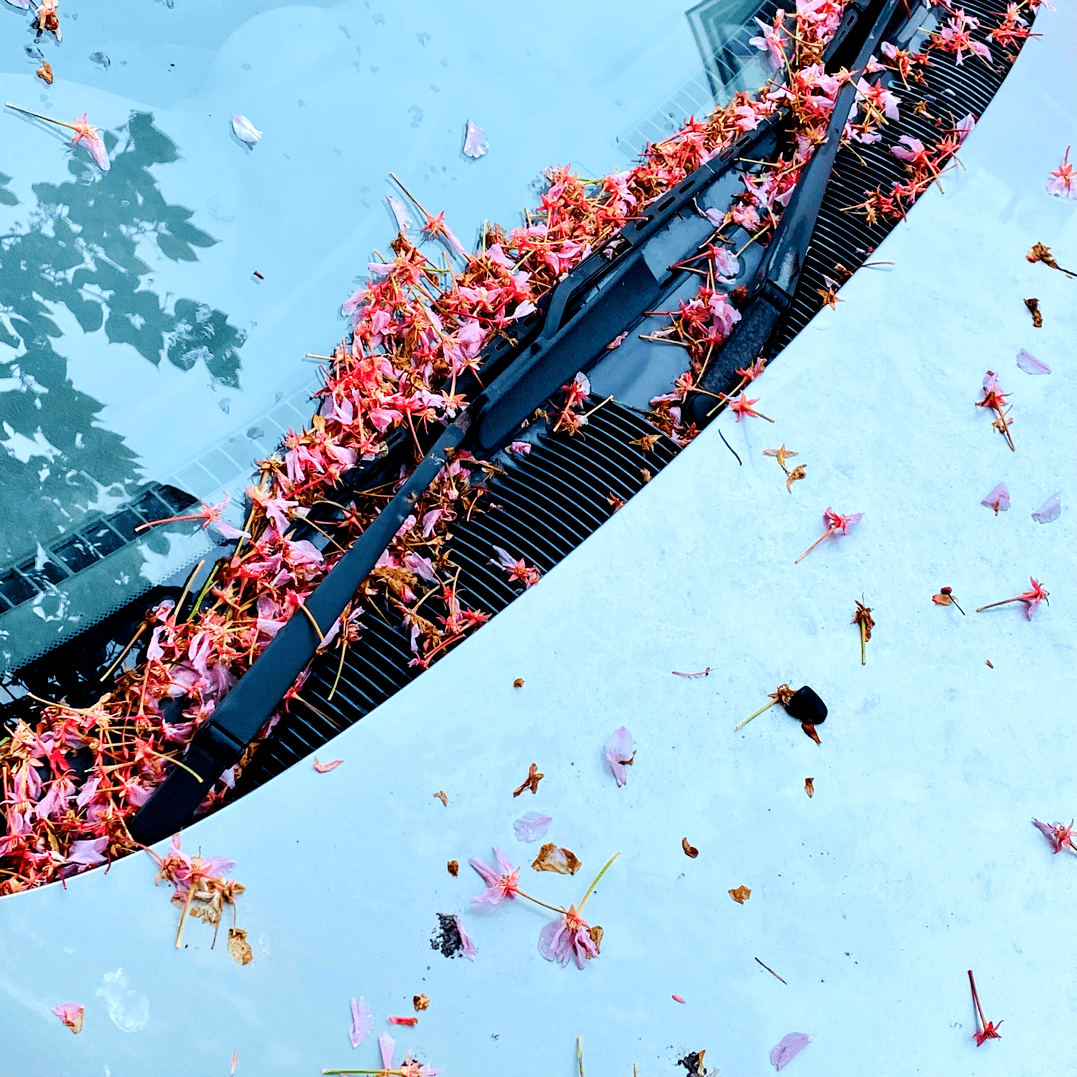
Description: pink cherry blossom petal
387,194,412,231
349,997,374,1048
1016,348,1051,375
1031,492,1061,524
981,482,1010,513
463,119,489,158
454,915,477,960
513,811,553,842
85,134,111,172
379,1033,395,1069
770,1032,812,1071
604,726,634,787
313,757,344,773
508,441,531,456
231,114,262,144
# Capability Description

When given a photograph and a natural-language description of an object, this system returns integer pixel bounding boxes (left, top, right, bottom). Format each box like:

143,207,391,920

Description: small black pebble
786,685,827,724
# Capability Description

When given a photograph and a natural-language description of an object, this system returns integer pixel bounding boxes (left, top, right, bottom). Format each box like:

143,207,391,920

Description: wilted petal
85,134,110,171
604,726,634,787
313,757,344,773
349,997,374,1048
231,114,263,144
1016,348,1051,375
770,1032,812,1071
453,915,477,960
981,482,1010,513
66,837,109,866
52,1002,84,1034
508,441,531,456
378,1033,395,1070
463,119,489,158
1032,492,1061,524
513,811,552,842
6,0,34,9
387,193,412,231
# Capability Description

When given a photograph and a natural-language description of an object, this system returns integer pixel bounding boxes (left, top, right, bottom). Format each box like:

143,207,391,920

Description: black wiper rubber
685,0,902,426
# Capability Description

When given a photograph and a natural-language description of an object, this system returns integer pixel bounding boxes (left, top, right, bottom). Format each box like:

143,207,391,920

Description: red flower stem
795,524,840,564
968,969,987,1030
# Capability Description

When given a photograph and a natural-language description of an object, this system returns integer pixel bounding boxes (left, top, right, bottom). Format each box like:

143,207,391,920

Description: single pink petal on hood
454,915,477,960
508,441,531,455
981,482,1010,512
770,1032,812,1070
1016,348,1051,375
387,194,412,231
313,757,344,773
52,1001,84,1033
378,1033,395,1069
231,114,263,144
349,997,375,1048
513,811,553,842
604,726,634,787
463,119,489,158
1032,492,1061,524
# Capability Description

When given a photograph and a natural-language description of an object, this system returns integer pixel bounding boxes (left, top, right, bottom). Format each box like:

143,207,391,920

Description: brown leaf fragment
447,860,459,876
804,777,815,798
985,659,994,668
513,677,525,688
853,600,875,664
531,842,581,875
728,885,751,905
801,722,822,745
641,467,652,483
512,762,543,797
433,790,448,806
413,993,430,1012
932,592,952,606
631,434,660,453
36,61,54,85
313,757,343,773
587,924,604,953
785,464,807,492
1024,297,1043,327
681,837,699,858
226,928,253,966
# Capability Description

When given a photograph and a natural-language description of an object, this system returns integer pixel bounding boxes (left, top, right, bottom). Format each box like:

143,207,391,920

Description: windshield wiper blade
684,0,903,426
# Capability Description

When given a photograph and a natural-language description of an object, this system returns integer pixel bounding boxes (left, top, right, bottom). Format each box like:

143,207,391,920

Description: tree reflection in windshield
0,113,246,570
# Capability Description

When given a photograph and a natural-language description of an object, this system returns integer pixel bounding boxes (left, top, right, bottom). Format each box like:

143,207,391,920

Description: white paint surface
1,5,1076,1077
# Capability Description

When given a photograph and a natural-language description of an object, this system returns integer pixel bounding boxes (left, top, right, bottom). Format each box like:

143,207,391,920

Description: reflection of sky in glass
0,0,764,670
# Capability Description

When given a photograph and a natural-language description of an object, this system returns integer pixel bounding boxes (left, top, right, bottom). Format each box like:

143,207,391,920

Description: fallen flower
968,970,1002,1046
932,586,965,614
722,392,773,422
1032,818,1075,854
490,545,542,588
728,885,751,904
1031,492,1061,524
976,577,1048,619
976,370,1015,452
35,0,60,39
672,667,711,678
323,1033,439,1077
736,683,795,731
1016,348,1050,375
227,927,253,965
350,997,375,1048
1027,242,1077,278
785,464,807,492
388,1017,418,1027
313,757,343,773
5,104,111,171
36,61,53,85
804,777,814,798
532,842,581,875
463,119,489,158
853,600,874,666
682,837,699,858
981,482,1010,514
604,726,634,786
763,444,798,474
469,847,521,904
1024,297,1043,327
231,114,262,144
538,852,620,970
794,507,863,564
512,762,543,797
513,811,553,842
52,1001,84,1034
770,1032,812,1071
1046,146,1076,199
413,994,429,1012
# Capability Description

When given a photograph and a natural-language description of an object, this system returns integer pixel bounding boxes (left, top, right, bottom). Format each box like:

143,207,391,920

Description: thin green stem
577,851,621,912
734,698,778,731
515,889,569,915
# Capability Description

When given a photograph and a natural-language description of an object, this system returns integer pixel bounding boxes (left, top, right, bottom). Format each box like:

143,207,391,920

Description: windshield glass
0,0,772,672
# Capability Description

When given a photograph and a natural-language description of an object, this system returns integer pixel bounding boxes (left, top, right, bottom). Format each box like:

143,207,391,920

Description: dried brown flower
681,837,699,858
